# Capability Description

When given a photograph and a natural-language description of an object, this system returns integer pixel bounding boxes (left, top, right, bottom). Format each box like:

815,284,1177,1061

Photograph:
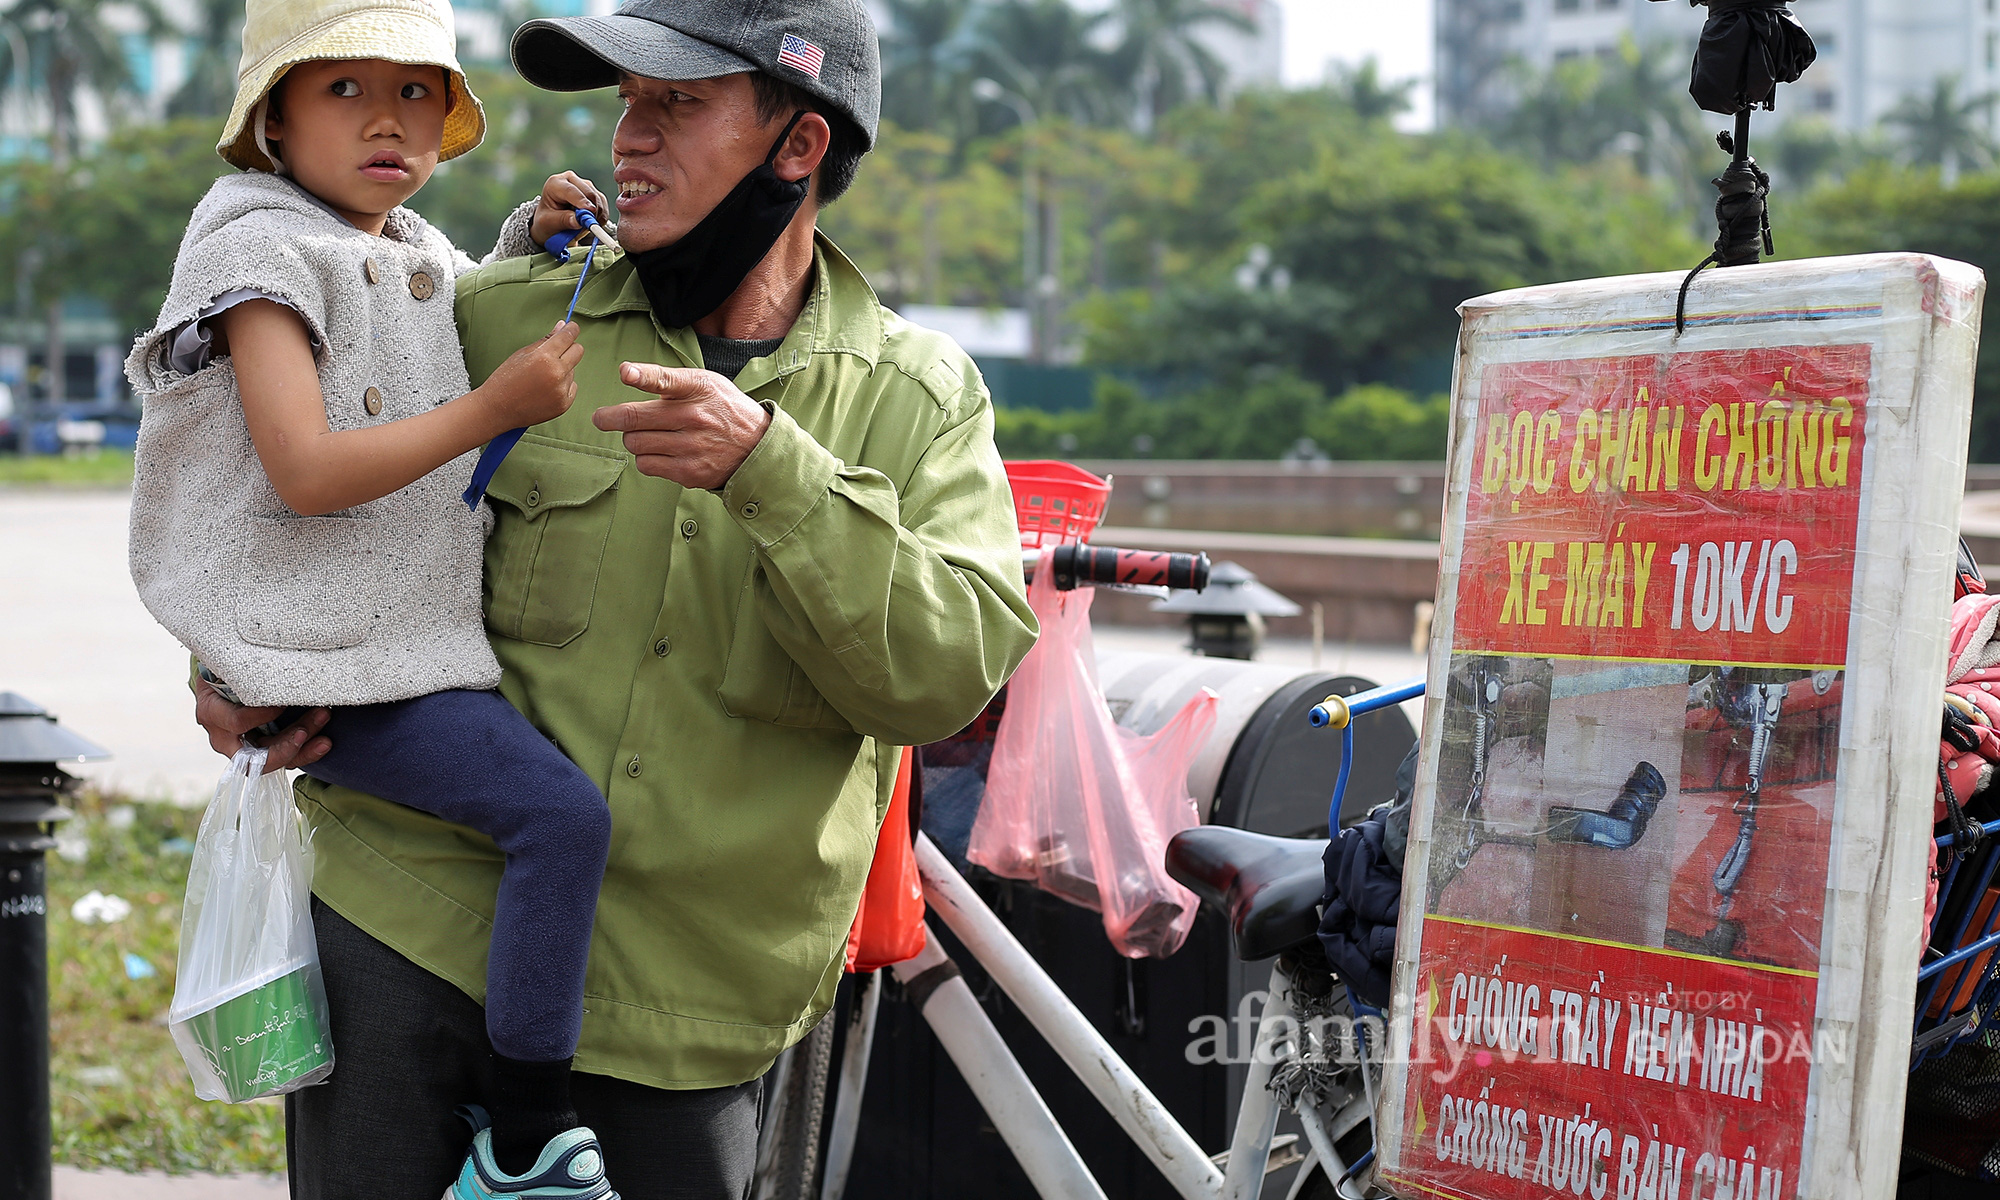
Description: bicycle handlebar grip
1051,545,1210,591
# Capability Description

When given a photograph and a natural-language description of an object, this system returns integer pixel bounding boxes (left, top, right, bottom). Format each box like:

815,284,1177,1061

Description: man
195,2,1036,1195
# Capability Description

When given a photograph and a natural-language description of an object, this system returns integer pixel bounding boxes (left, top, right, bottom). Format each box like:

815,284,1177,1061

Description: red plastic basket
1005,460,1112,549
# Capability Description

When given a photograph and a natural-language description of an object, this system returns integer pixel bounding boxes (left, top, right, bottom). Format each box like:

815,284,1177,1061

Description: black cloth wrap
1687,0,1817,114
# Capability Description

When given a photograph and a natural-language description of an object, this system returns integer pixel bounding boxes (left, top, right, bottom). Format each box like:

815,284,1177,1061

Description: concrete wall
1075,459,1449,540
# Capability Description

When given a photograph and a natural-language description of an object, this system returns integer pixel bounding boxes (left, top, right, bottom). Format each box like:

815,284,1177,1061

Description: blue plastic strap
461,235,599,510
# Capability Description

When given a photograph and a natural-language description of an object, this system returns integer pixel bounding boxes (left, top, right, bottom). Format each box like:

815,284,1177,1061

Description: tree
1080,129,1689,395
1327,58,1416,125
0,0,167,410
1884,74,1996,186
1494,38,1699,180
1787,163,2000,458
878,0,980,138
62,118,231,331
0,0,167,164
1764,116,1860,193
975,0,1120,127
1106,0,1252,133
166,0,238,118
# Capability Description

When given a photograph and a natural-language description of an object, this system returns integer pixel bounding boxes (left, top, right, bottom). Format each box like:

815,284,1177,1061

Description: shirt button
626,756,643,778
526,487,542,508
741,502,759,519
363,386,383,416
363,257,381,285
409,270,435,300
654,637,671,657
680,518,698,539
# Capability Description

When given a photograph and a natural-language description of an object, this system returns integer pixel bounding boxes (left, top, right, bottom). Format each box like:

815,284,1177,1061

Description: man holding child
189,0,1033,1195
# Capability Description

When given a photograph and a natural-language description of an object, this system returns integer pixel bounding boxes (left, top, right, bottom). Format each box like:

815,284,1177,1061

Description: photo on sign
1428,654,1687,946
1427,653,1842,971
1665,667,1841,971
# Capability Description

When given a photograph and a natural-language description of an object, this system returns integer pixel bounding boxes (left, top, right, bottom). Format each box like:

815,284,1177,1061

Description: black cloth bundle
1673,0,1817,114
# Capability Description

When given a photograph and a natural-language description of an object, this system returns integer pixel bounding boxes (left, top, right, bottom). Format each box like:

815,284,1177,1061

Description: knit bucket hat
216,0,486,172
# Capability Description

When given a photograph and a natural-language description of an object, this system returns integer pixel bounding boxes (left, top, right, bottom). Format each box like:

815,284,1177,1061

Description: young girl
127,3,619,1196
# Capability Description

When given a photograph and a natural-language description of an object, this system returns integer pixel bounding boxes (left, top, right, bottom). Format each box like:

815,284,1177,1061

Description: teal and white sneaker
445,1107,619,1200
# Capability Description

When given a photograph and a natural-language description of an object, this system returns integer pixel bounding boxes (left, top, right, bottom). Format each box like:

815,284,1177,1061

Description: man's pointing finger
618,362,715,398
592,398,701,434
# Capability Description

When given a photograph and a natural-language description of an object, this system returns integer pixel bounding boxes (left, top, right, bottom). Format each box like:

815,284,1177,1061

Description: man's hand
593,363,773,489
530,171,611,249
194,679,331,774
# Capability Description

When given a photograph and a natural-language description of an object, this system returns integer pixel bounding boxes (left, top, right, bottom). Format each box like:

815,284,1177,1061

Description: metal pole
1219,963,1286,1200
914,835,1227,1200
818,970,882,1200
890,927,1106,1200
0,797,65,1200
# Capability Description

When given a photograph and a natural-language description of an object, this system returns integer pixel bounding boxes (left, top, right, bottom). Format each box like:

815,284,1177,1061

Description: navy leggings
302,689,611,1063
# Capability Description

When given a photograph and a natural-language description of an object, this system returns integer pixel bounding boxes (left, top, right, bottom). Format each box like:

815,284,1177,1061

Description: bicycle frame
799,580,1408,1200
816,833,1371,1200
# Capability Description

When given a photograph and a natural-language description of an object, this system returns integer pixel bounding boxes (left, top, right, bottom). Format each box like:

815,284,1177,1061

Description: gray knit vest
127,172,500,708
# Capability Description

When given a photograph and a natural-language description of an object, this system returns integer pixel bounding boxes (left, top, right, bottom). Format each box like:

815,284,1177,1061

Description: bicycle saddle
1166,826,1328,962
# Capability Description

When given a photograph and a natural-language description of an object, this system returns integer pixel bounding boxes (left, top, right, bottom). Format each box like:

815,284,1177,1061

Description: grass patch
0,448,135,487
46,786,286,1176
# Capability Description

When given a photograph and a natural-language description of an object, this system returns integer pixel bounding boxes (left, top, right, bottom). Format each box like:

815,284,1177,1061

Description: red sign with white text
1388,921,1817,1200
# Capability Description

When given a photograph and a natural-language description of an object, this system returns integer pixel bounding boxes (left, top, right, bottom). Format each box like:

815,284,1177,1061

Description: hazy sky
1275,0,1435,127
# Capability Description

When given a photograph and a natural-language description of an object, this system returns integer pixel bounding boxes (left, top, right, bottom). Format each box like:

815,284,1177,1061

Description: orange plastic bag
845,747,926,972
970,550,1219,957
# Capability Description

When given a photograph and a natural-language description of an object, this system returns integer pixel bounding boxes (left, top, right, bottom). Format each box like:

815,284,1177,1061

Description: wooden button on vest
363,387,383,416
409,271,435,301
363,257,381,284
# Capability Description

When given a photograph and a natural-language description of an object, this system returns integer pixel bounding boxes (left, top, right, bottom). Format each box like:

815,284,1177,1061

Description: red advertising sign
1387,342,1871,1200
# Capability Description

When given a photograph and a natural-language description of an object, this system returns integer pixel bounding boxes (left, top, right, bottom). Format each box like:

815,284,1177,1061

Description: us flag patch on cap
777,33,825,79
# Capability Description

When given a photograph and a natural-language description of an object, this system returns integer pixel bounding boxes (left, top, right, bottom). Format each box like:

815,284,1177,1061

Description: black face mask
628,111,809,329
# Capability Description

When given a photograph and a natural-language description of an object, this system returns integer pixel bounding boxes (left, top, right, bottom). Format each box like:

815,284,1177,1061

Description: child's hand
479,322,584,429
531,172,611,248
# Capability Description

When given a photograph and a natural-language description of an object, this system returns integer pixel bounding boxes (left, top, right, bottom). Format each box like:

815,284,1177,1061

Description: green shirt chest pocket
483,439,626,647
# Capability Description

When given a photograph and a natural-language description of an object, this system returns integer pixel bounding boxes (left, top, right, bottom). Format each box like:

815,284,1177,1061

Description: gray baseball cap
512,0,881,148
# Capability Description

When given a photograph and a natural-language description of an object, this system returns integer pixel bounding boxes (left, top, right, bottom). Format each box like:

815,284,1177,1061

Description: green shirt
296,234,1036,1088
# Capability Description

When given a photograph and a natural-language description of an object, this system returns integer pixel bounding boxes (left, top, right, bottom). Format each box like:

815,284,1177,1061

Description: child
127,2,620,1196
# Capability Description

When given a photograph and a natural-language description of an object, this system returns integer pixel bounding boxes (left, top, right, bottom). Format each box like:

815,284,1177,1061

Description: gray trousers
287,901,762,1200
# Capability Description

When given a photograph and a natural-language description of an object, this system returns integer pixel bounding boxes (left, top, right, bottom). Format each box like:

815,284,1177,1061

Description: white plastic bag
971,549,1219,957
169,744,334,1102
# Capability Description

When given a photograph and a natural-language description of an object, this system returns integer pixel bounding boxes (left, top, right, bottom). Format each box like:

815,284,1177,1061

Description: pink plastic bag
971,549,1219,957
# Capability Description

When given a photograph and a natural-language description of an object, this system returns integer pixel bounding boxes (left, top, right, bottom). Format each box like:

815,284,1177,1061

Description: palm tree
0,0,166,414
1328,57,1416,124
1594,37,1703,182
166,0,237,117
976,0,1119,127
878,0,979,138
1106,0,1253,134
0,0,166,165
1885,74,1996,186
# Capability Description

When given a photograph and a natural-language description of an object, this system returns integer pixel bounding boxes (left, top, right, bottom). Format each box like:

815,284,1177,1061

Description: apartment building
1437,0,2000,134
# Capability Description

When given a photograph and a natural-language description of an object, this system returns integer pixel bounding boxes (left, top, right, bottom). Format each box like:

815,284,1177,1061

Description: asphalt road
2,489,220,803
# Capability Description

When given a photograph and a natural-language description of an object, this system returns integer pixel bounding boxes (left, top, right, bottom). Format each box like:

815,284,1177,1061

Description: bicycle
752,534,1422,1200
